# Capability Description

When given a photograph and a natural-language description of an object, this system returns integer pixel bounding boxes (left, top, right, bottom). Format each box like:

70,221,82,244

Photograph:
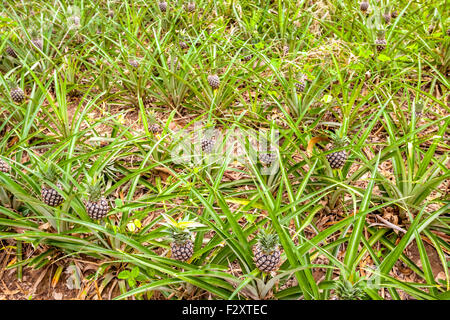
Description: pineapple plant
325,133,349,170
159,1,168,12
253,229,281,273
359,1,369,13
207,74,220,90
40,163,64,207
161,214,204,262
84,178,110,220
375,30,387,52
5,46,18,58
0,158,10,173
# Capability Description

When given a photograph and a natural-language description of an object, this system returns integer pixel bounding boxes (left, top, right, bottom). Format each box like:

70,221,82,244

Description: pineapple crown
334,277,368,300
29,29,40,39
38,161,60,186
256,229,279,254
84,174,104,202
376,29,386,39
326,131,349,149
6,79,18,89
414,100,424,113
161,213,204,244
147,110,159,124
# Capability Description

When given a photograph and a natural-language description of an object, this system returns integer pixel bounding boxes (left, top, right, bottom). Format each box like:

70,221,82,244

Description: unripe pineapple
170,229,194,262
375,30,387,52
161,214,203,263
253,230,281,273
84,180,109,220
5,46,18,58
148,111,162,134
259,151,277,166
360,1,369,13
10,86,25,104
282,45,289,57
414,100,424,118
242,52,253,61
325,134,349,169
383,11,391,24
179,41,189,50
391,11,398,19
149,123,162,134
186,2,195,13
201,137,215,154
295,73,308,92
31,38,43,51
207,74,220,90
0,158,10,173
107,10,114,18
128,59,139,68
159,1,168,12
41,164,64,207
295,79,306,92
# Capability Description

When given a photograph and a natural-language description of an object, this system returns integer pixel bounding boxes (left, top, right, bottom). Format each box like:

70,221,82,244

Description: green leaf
118,270,130,279
377,54,391,62
131,266,140,278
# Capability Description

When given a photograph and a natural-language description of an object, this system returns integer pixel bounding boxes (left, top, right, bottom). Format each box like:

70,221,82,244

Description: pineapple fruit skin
360,1,369,12
207,75,220,89
179,41,189,50
295,80,306,92
128,59,139,68
31,39,43,50
326,150,347,169
0,159,10,173
259,152,277,166
375,39,387,52
149,123,162,134
86,198,110,220
159,2,167,12
41,183,64,207
186,2,195,12
201,138,215,154
5,46,18,58
254,245,281,272
10,87,25,103
171,240,194,262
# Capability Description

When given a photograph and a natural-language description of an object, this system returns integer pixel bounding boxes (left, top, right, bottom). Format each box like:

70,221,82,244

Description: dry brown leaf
307,136,329,157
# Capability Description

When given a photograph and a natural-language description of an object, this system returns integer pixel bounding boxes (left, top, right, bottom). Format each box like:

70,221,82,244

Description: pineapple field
0,0,449,302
